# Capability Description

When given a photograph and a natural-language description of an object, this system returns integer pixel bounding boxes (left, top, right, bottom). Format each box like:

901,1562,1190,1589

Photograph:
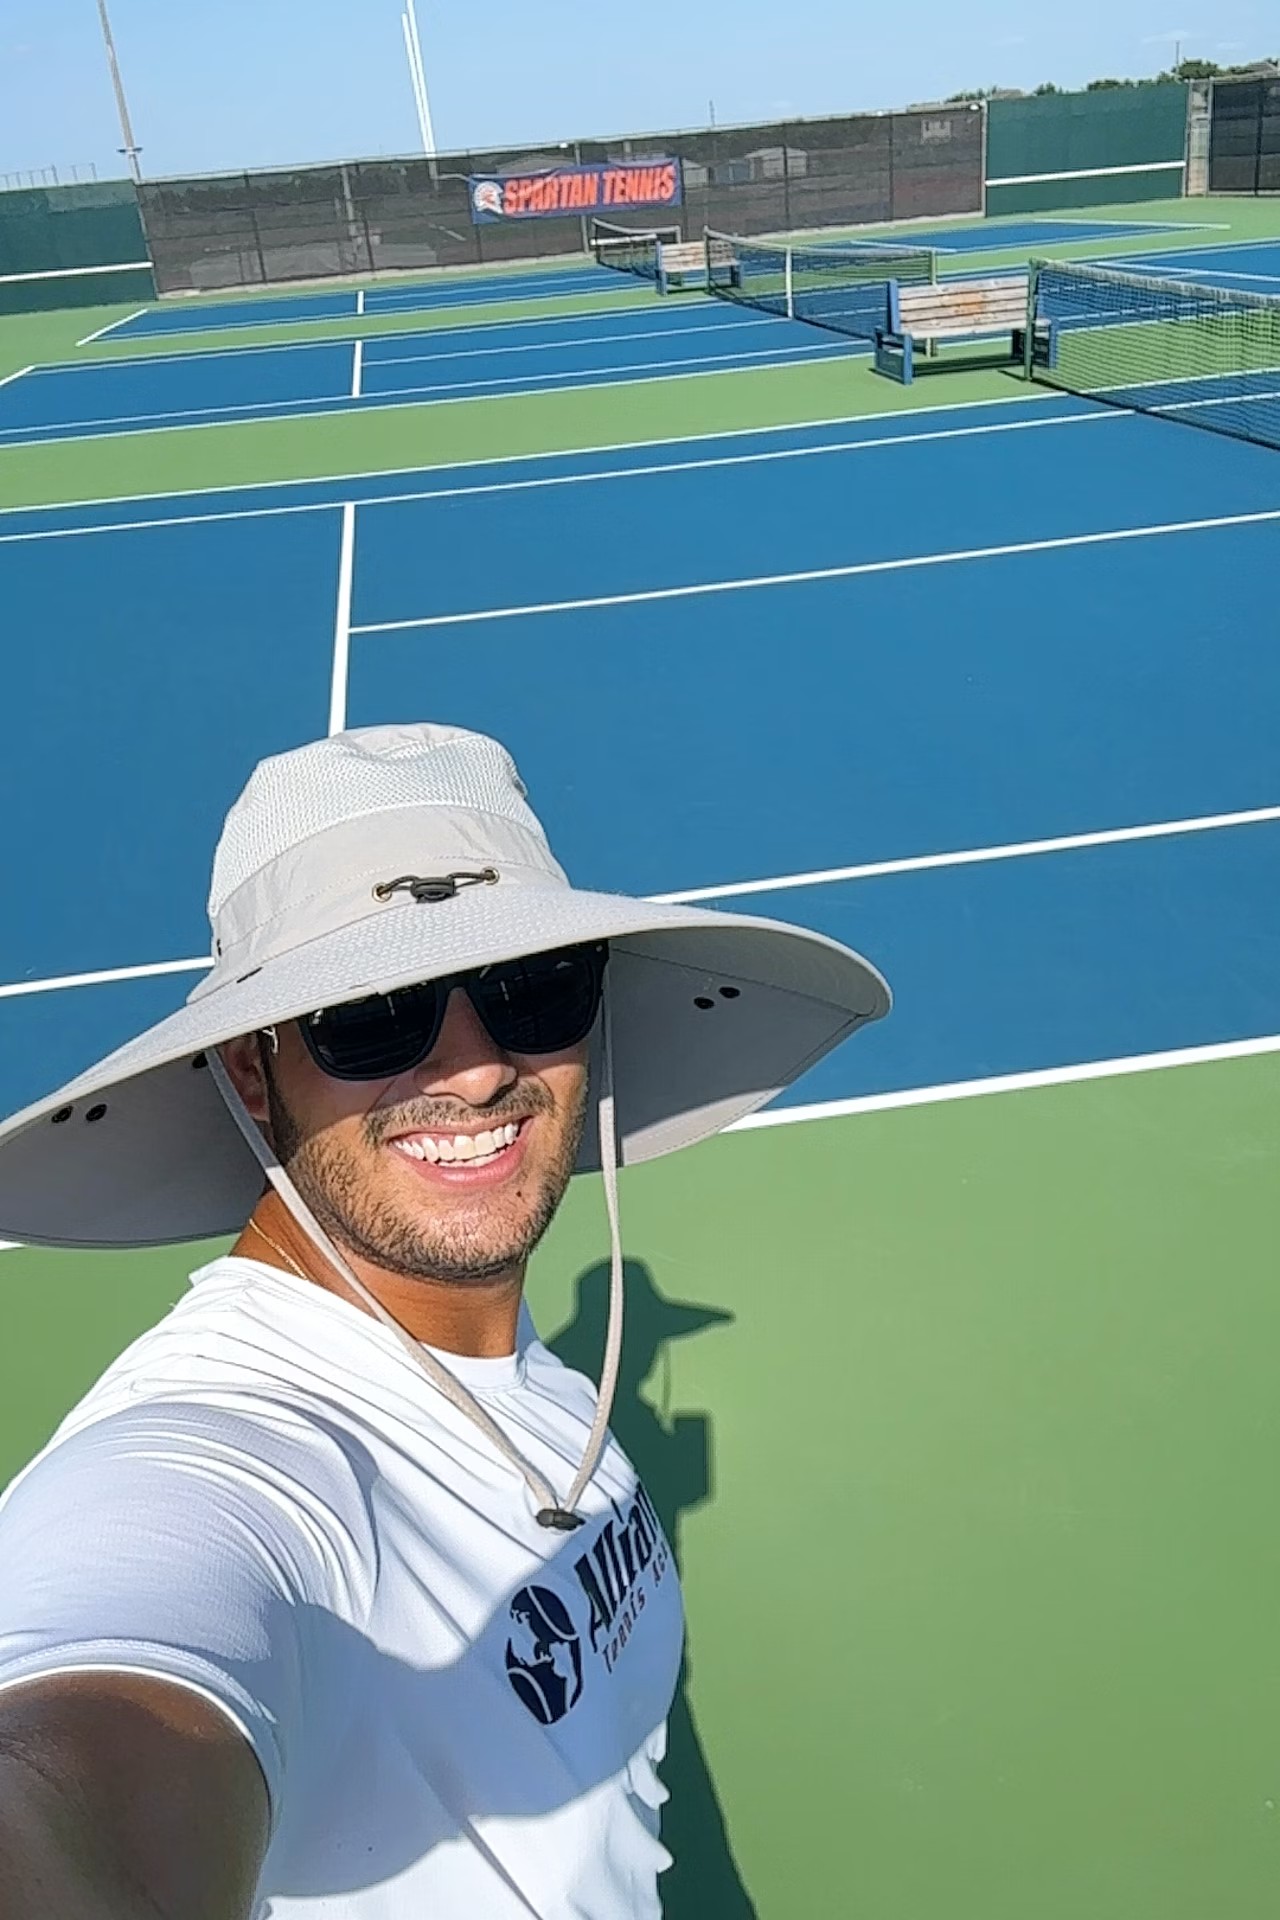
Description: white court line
328,503,356,735
1062,219,1231,232
351,505,1280,636
76,308,148,348
651,805,1280,904
2,798,1274,998
728,1033,1280,1135
84,278,645,348
1113,266,1280,287
1087,364,1280,401
356,335,850,401
0,407,1121,549
72,288,658,359
370,313,776,370
6,798,1274,1005
0,342,862,454
41,332,350,375
986,160,1186,187
0,365,34,392
1173,385,1280,416
356,288,365,318
351,338,364,399
0,956,208,1001
1,1031,1275,1251
1113,236,1280,261
0,387,1071,523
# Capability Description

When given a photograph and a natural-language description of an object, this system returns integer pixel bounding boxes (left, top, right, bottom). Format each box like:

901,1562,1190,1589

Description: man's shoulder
3,1255,377,1552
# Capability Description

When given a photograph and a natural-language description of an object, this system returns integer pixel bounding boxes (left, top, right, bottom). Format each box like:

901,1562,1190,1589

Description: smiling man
0,723,889,1919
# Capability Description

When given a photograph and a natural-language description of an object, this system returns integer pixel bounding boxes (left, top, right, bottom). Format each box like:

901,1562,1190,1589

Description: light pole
401,0,437,156
94,0,143,184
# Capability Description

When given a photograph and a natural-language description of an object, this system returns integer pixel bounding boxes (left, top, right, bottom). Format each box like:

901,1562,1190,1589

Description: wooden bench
656,240,713,294
874,274,1030,383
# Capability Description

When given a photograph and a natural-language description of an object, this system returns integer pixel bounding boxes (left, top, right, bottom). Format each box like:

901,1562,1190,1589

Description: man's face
223,983,591,1287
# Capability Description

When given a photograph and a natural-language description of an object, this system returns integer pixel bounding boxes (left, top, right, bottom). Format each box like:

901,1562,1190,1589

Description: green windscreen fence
986,85,1189,214
137,107,984,295
0,180,155,313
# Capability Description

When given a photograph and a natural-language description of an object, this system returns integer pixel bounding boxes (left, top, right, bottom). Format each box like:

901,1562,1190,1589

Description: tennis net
590,219,682,281
1027,258,1280,452
704,229,938,343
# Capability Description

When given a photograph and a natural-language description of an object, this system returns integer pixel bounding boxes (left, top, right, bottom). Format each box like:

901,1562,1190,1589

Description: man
0,722,889,1918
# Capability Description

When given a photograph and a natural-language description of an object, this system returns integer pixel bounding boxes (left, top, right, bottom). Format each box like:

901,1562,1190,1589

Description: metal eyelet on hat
372,869,499,905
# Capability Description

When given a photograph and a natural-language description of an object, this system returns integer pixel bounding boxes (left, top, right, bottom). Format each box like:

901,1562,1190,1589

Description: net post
785,246,794,321
1022,258,1040,382
703,226,711,288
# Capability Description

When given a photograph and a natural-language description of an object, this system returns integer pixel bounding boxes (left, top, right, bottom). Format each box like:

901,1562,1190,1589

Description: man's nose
406,986,517,1107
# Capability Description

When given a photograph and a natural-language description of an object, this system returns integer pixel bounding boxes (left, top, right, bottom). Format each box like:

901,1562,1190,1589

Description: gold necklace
245,1216,311,1284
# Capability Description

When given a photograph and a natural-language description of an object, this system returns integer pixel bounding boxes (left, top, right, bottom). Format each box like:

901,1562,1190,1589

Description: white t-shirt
0,1255,685,1918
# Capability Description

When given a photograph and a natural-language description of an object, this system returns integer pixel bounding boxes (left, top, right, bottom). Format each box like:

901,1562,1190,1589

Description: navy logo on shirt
505,1584,585,1725
506,1484,673,1723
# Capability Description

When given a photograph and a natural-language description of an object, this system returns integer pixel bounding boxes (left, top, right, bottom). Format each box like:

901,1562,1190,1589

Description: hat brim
0,883,889,1248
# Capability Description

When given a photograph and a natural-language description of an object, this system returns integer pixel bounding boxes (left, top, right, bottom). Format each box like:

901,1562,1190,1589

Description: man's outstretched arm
0,1672,270,1920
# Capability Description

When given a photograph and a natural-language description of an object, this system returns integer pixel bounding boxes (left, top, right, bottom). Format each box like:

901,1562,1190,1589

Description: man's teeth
392,1122,521,1166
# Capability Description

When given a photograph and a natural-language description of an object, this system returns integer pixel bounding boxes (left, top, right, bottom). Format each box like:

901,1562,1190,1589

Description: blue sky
1,0,1272,181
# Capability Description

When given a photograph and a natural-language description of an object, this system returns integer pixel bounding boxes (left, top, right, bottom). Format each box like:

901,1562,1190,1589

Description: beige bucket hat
0,721,890,1249
0,723,891,1527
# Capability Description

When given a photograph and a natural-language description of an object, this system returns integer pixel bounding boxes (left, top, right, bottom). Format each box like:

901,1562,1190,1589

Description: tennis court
89,214,1229,348
0,305,857,446
101,257,630,340
4,194,1280,1919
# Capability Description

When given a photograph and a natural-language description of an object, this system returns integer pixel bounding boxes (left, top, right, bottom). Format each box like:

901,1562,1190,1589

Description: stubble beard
264,1067,590,1287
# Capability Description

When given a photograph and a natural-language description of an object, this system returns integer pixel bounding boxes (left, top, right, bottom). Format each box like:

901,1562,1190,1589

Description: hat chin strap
205,996,624,1534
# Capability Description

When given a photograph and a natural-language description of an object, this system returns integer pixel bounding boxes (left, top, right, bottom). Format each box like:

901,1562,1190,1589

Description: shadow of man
550,1258,759,1919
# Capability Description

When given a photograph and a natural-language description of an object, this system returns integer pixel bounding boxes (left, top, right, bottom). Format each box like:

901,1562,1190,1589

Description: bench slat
659,243,709,271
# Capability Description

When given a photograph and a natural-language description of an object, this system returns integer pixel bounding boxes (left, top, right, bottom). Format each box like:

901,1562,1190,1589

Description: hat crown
208,724,551,923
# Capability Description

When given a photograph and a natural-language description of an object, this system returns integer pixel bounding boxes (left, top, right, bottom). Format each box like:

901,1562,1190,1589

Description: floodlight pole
402,0,437,155
94,0,143,184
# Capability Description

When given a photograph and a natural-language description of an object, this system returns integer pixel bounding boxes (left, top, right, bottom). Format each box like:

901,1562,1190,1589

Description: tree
1155,57,1222,80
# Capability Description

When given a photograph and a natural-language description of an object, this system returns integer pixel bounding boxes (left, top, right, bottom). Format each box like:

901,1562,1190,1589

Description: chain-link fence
137,107,985,295
1209,76,1280,193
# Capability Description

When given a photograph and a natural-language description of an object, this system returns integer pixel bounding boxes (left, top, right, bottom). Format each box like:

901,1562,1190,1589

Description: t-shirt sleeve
0,1399,372,1838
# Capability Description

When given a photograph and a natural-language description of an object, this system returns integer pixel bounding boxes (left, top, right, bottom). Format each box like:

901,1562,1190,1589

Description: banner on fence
468,159,683,223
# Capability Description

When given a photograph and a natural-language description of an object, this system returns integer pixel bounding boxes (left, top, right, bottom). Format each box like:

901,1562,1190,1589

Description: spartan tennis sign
469,159,683,223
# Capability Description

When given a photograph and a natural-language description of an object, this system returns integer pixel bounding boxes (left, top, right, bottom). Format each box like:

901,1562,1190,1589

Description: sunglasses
296,941,608,1082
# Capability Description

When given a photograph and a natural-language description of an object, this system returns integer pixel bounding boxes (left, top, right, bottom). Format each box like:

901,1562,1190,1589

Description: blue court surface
100,260,637,341
0,303,854,447
864,216,1220,255
2,389,1279,1128
1096,237,1280,293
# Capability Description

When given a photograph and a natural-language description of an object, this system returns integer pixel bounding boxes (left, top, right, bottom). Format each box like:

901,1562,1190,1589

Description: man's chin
332,1199,552,1290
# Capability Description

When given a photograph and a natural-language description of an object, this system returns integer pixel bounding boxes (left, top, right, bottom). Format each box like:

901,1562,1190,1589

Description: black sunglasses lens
305,982,442,1080
472,944,605,1054
303,944,606,1077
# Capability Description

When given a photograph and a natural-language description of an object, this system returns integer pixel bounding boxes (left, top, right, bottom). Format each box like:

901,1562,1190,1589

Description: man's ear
217,1033,272,1126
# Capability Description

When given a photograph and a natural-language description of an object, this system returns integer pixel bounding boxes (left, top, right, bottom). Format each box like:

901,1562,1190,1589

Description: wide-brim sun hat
0,722,891,1527
0,722,890,1250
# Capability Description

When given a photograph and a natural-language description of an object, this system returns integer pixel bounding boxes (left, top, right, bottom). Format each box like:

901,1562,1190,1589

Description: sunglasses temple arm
204,1049,566,1521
